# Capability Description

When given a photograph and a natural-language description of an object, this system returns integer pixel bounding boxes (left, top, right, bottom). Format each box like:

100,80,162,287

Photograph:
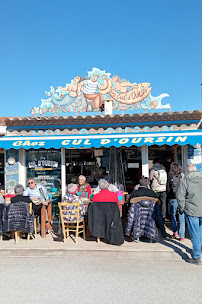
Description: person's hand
42,201,48,206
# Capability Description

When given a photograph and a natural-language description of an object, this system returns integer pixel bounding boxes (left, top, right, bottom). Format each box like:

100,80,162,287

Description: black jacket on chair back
3,201,34,233
88,202,124,246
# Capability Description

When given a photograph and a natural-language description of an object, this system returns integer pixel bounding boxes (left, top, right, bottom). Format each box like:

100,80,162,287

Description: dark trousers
156,191,167,218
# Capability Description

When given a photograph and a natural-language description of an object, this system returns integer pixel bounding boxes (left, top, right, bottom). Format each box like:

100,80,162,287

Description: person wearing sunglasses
24,178,48,205
24,178,51,231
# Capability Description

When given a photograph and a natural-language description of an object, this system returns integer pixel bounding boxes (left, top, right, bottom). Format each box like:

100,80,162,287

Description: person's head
139,176,150,188
91,73,99,82
74,75,82,83
66,183,78,194
98,179,109,190
169,162,182,176
14,184,25,195
187,163,197,172
78,175,86,185
153,158,161,164
104,176,111,184
27,178,37,189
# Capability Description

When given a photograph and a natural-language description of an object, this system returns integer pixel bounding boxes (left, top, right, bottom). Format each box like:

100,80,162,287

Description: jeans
185,214,202,259
156,191,167,218
169,199,185,238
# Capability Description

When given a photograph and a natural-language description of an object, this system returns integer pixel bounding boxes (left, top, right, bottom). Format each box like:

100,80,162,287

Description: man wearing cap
93,176,119,195
92,179,119,206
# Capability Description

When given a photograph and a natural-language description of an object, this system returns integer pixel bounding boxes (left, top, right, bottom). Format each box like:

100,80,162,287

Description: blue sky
0,0,202,117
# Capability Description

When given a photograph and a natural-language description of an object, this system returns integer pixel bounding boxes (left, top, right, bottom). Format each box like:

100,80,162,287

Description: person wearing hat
92,179,119,206
93,176,119,195
62,183,86,221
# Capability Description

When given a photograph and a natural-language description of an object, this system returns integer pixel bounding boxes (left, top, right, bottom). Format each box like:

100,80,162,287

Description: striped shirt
83,79,100,94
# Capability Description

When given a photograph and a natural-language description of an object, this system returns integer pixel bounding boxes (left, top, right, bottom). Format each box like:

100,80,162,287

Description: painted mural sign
32,68,170,115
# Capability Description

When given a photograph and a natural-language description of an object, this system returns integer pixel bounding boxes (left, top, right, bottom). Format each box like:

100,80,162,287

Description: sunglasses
28,182,35,185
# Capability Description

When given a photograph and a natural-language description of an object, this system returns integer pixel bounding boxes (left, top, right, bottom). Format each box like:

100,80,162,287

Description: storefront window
26,149,61,221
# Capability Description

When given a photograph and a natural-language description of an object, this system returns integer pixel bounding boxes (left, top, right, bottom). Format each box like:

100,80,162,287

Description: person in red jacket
92,179,119,206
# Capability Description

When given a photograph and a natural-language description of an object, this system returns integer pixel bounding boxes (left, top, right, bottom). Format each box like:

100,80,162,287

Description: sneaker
188,258,201,265
172,233,179,239
180,237,185,241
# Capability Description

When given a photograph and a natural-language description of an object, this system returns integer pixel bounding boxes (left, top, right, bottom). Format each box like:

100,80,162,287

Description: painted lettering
175,136,187,142
84,139,91,145
155,137,166,143
144,138,154,143
72,140,82,145
119,138,129,144
131,138,142,144
13,141,23,146
100,139,111,145
167,137,173,142
62,140,71,145
23,141,31,146
31,142,38,146
38,142,45,146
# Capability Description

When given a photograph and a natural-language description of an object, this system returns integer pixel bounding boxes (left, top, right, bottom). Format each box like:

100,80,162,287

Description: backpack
170,174,181,194
157,169,167,185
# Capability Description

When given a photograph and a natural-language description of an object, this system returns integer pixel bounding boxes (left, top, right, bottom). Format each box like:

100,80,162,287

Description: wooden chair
58,202,86,244
130,196,159,243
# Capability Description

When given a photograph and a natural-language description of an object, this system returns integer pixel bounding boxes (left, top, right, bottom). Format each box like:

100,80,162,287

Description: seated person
24,178,50,230
92,179,119,206
125,177,166,240
78,175,91,199
11,184,43,210
24,178,48,203
129,176,158,203
93,176,119,195
62,183,86,221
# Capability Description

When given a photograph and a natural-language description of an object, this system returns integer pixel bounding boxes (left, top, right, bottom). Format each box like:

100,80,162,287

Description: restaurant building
0,68,202,220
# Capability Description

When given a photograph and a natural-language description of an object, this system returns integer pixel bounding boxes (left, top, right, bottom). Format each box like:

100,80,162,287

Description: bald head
187,163,197,172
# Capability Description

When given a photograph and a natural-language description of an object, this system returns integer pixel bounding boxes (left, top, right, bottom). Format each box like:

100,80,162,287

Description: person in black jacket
129,176,158,203
125,177,166,240
167,162,185,241
11,184,43,210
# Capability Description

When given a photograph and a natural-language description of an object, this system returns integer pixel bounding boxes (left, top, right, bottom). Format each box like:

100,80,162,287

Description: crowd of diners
1,161,202,265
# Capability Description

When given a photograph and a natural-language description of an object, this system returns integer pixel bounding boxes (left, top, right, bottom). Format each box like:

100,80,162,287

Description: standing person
78,175,91,199
177,163,202,264
167,162,185,241
150,158,167,220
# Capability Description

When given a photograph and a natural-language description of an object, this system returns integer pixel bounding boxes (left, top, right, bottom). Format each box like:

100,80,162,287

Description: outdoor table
41,200,52,238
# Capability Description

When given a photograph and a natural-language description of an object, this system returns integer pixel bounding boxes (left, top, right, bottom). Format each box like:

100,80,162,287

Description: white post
141,145,149,177
181,145,188,174
61,147,66,198
19,148,26,188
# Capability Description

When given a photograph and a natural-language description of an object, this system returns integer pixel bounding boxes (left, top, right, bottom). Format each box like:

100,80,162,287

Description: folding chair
58,202,86,244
